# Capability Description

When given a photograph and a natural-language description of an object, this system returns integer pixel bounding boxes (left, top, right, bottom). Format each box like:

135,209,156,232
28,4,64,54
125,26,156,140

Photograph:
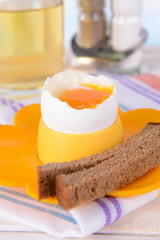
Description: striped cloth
0,70,160,238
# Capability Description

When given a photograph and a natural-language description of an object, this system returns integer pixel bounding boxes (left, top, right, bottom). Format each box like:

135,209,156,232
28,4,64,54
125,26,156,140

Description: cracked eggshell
41,72,118,134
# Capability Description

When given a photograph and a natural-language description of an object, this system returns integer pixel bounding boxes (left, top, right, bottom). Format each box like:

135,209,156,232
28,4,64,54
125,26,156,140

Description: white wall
142,0,160,45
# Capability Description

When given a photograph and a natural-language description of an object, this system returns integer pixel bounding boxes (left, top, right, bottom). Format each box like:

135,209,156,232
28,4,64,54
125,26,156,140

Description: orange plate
0,104,160,203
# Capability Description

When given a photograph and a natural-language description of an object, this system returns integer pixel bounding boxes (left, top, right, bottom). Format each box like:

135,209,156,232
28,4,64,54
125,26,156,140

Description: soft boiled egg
41,72,118,134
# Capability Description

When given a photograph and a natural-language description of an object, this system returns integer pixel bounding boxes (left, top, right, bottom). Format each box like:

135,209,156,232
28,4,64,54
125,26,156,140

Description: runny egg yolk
59,85,114,110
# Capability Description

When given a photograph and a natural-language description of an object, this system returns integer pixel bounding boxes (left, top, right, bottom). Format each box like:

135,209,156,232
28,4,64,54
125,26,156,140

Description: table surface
1,46,160,240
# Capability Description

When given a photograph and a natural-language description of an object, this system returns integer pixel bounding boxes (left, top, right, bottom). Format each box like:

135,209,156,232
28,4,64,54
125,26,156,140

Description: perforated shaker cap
79,0,104,12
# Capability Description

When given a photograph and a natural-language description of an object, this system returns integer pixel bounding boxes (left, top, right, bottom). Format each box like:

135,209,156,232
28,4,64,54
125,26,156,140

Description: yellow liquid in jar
0,3,63,89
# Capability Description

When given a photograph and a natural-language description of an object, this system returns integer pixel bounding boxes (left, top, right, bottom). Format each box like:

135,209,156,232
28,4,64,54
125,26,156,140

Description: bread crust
37,138,121,199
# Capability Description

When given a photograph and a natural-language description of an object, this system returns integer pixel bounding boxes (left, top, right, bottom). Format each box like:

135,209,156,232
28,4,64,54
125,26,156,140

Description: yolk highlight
59,87,113,109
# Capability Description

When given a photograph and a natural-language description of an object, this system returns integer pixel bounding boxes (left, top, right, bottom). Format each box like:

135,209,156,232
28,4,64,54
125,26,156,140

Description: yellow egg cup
38,114,123,164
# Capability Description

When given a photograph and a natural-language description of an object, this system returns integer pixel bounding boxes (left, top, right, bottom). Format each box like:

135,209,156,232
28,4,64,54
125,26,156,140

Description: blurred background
0,0,160,94
64,0,160,48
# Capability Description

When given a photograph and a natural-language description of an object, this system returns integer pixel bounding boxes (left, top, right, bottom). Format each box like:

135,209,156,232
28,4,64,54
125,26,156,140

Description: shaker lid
79,0,105,12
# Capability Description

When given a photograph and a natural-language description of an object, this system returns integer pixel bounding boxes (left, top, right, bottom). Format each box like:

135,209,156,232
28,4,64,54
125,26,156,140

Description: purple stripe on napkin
106,196,122,220
17,102,24,108
124,75,160,99
9,99,24,108
109,73,160,99
1,98,7,105
0,98,24,113
10,104,18,113
1,98,18,113
94,199,111,226
112,74,160,104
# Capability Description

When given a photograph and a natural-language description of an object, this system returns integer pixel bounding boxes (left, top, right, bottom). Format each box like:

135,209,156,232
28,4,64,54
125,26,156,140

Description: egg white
41,72,118,134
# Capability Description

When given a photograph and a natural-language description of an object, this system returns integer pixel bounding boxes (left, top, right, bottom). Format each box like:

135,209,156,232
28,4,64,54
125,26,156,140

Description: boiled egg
41,72,118,134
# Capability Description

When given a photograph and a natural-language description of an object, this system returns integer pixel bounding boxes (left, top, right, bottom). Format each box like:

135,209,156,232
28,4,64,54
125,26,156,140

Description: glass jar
0,0,63,90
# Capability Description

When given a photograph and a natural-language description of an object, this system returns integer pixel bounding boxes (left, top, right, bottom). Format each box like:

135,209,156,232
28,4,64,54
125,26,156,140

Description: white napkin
0,186,158,238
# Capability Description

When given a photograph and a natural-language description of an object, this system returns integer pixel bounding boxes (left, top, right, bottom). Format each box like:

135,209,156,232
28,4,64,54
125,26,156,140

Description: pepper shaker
77,0,106,49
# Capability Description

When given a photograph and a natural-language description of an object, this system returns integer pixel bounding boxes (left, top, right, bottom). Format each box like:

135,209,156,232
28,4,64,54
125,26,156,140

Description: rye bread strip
56,122,160,209
37,139,124,199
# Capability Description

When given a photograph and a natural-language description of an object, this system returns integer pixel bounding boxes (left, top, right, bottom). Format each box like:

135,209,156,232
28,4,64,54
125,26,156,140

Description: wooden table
0,47,160,239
